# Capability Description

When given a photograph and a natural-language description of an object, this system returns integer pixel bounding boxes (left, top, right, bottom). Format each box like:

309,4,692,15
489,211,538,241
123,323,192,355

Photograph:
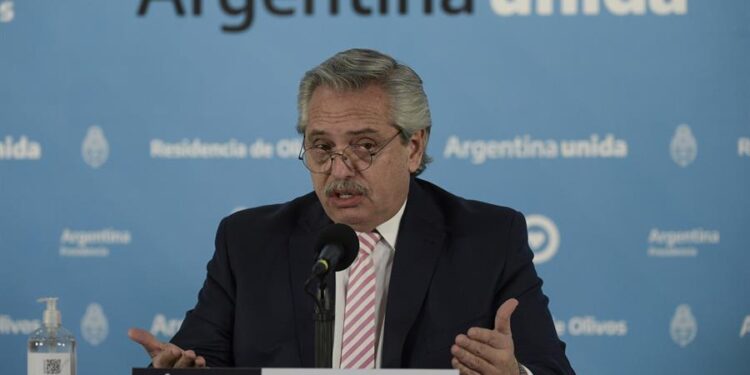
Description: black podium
133,369,457,374
133,369,260,375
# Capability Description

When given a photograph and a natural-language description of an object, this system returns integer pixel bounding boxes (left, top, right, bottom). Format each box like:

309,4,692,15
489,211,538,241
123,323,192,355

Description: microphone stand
306,274,334,368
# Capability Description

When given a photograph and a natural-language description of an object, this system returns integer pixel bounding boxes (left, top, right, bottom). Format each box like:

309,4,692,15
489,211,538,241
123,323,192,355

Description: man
129,49,575,375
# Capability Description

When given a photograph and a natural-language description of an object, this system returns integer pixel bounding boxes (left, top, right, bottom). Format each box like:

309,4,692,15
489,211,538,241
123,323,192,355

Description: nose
329,153,355,179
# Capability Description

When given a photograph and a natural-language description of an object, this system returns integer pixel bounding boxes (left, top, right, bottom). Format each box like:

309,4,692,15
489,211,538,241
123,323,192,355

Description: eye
353,138,377,151
311,142,333,152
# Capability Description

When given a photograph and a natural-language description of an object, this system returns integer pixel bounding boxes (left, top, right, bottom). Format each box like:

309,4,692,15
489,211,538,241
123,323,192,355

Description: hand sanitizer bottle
28,298,76,375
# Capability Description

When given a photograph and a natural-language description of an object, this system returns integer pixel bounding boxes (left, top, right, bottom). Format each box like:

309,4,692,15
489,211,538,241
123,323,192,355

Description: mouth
329,187,363,199
327,190,365,208
324,181,368,208
332,190,358,199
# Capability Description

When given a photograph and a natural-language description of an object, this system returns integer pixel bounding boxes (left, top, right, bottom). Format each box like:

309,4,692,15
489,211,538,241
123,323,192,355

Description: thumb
494,298,519,335
128,327,164,358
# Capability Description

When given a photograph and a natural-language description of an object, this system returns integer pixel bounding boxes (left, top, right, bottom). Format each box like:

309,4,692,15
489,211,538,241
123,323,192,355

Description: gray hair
297,48,432,175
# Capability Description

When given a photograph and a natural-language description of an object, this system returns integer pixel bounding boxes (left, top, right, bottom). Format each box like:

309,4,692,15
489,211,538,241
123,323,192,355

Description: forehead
305,84,392,136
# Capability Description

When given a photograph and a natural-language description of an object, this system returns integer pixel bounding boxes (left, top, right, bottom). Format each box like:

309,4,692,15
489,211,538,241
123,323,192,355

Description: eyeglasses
298,132,402,174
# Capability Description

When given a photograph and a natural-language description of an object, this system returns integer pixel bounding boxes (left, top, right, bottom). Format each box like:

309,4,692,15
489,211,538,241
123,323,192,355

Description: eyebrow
306,127,380,137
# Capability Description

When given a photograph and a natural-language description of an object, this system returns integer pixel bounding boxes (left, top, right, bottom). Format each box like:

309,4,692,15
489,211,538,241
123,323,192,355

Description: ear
407,129,427,174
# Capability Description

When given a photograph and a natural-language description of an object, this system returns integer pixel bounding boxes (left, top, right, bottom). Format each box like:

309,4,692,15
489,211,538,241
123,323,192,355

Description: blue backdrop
1,0,749,374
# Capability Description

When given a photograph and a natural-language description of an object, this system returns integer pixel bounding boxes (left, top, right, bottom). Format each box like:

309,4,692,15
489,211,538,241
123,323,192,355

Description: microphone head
314,223,359,271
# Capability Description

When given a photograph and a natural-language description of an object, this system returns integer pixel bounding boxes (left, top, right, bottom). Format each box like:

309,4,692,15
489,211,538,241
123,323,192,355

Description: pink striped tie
340,231,381,369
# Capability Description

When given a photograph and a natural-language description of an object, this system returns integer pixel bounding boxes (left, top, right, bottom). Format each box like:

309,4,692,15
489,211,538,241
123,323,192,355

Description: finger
128,328,165,358
455,334,496,360
152,346,182,368
173,350,197,368
457,333,515,369
452,357,480,375
195,356,207,368
451,344,493,374
466,327,505,349
494,298,519,335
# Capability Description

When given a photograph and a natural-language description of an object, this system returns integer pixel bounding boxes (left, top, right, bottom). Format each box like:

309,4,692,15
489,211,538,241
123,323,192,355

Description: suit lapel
382,179,446,368
288,199,332,367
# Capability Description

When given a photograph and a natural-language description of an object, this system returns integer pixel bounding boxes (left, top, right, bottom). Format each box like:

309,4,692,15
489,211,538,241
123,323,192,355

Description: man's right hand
128,328,207,368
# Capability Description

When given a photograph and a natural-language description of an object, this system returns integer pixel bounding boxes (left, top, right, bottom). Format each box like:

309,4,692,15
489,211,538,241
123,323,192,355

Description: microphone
310,223,359,280
308,224,357,368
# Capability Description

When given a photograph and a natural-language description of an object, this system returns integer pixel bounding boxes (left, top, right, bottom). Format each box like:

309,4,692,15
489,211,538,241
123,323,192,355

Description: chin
329,212,362,226
326,210,366,229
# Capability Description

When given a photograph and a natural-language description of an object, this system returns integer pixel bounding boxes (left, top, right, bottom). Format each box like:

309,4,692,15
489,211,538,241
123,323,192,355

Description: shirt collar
374,199,406,250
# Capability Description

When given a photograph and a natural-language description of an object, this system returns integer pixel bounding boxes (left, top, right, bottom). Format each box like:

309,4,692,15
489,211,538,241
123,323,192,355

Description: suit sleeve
497,211,575,375
170,217,236,367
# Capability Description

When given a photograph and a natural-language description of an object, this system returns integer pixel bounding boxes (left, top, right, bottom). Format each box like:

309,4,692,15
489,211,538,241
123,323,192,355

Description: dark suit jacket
171,178,575,374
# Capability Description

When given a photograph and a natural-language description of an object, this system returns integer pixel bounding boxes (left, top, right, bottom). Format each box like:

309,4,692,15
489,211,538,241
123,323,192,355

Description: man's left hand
451,298,520,375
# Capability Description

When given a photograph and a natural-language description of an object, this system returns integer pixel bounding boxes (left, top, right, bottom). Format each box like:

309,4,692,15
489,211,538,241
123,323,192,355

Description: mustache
324,180,368,196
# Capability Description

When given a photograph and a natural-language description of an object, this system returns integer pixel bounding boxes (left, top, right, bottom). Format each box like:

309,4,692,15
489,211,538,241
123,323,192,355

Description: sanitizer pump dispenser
28,297,77,375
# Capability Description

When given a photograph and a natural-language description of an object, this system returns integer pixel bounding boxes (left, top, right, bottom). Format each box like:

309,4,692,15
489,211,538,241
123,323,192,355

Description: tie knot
356,231,381,255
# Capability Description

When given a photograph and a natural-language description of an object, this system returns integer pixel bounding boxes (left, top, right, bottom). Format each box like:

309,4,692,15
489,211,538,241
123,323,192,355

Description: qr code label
28,353,71,375
44,359,61,374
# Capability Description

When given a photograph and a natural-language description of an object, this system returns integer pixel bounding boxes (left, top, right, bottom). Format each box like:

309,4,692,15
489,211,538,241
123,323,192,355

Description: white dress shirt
332,199,404,368
330,200,533,375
